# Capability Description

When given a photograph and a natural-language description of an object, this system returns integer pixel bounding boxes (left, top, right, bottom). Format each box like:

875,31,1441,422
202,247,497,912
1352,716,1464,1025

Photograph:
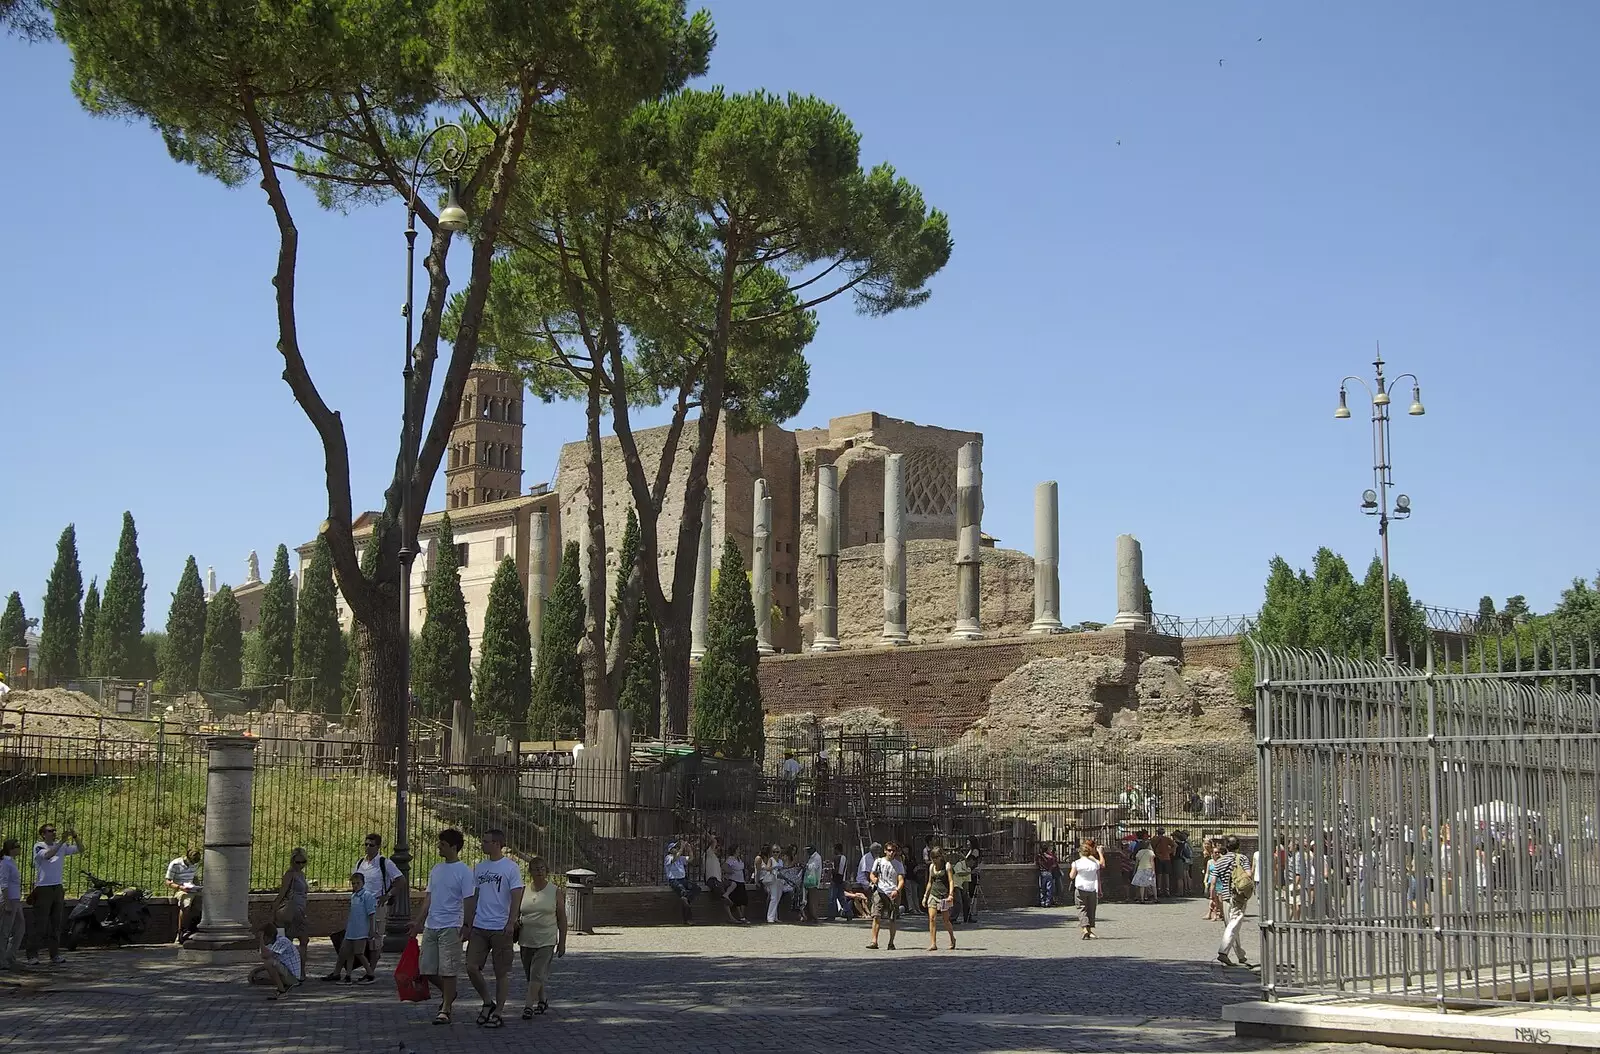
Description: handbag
394,938,430,1002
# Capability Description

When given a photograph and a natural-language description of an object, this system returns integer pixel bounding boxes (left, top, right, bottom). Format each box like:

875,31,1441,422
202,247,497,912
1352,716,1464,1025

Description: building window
457,543,470,567
481,395,492,419
495,536,506,562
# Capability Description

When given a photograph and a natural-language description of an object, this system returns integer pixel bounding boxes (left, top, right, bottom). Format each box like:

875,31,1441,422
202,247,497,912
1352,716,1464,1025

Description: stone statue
246,550,260,584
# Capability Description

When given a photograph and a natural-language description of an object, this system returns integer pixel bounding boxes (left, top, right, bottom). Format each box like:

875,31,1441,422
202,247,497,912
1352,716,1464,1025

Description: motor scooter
64,871,150,949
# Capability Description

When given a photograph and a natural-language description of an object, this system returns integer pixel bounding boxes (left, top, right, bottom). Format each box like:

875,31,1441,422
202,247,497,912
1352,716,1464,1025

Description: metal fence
1254,632,1600,1010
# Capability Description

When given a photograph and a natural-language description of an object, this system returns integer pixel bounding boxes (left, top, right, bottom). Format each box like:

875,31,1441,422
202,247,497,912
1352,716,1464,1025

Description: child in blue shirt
334,870,378,984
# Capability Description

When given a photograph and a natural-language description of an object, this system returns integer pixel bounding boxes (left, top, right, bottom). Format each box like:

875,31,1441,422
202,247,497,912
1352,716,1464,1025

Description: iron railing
1254,633,1600,1010
1151,613,1258,639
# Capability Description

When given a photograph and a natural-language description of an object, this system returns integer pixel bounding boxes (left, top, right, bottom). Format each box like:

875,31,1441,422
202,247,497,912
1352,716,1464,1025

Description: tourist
755,845,784,924
923,846,956,951
826,842,850,921
273,847,311,979
663,840,697,923
780,751,801,804
1203,790,1221,819
856,841,881,902
1151,827,1176,898
1204,840,1224,920
703,835,736,922
779,844,807,921
1034,842,1058,907
253,921,301,1000
0,839,23,969
1131,838,1157,903
866,842,904,950
1145,792,1160,825
722,844,750,924
1215,835,1253,968
27,823,80,966
409,828,477,1026
803,845,823,922
516,854,566,1019
466,828,522,1028
1070,841,1102,940
951,850,972,925
962,837,982,923
332,870,377,984
164,846,202,944
1173,830,1194,896
353,833,397,969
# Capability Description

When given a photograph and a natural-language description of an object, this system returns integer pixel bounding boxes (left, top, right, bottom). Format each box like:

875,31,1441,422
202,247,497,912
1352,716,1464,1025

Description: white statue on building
246,550,260,584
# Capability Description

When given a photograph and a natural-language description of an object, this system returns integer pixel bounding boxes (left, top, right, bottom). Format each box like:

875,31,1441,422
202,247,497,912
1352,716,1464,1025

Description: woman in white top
1069,842,1103,939
723,845,750,924
754,846,784,924
516,855,566,1019
1131,841,1158,904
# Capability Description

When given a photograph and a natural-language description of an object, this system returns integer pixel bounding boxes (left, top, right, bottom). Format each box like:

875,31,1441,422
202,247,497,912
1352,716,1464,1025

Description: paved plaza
0,902,1427,1053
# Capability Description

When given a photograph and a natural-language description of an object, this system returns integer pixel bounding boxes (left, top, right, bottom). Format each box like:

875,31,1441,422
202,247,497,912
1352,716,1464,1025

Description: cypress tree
160,556,207,692
691,538,763,757
294,538,346,715
411,514,472,720
475,556,532,737
340,629,360,718
607,509,660,737
79,578,99,676
199,585,243,690
257,544,296,686
529,541,584,740
38,524,84,681
0,593,26,654
93,511,146,677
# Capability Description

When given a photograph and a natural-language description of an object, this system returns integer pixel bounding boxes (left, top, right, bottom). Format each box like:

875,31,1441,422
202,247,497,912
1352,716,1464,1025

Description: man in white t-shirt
465,829,523,1028
409,828,477,1025
867,842,905,950
164,847,202,943
352,833,396,970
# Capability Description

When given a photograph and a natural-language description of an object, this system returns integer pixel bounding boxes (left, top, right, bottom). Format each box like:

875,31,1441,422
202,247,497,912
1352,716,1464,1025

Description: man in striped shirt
1215,835,1253,968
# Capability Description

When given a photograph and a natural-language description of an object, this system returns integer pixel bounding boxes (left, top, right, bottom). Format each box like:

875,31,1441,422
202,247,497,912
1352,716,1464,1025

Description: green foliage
160,556,208,693
79,578,99,676
610,508,660,736
691,538,762,757
294,538,347,715
241,629,265,686
94,512,146,678
1503,595,1532,622
529,541,585,739
475,557,533,737
1234,547,1427,700
0,593,26,655
608,509,642,642
38,524,84,681
412,514,472,721
199,585,243,691
257,544,296,685
1553,574,1600,643
135,632,164,683
1477,595,1497,624
340,630,361,717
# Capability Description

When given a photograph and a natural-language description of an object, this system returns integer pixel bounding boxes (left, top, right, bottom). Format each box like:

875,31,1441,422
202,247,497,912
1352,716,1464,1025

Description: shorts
520,944,555,986
870,889,899,920
728,881,748,907
466,927,514,974
419,926,463,977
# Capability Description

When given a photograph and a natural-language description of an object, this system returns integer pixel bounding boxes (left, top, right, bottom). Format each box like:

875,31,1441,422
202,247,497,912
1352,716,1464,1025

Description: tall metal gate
1255,634,1600,1009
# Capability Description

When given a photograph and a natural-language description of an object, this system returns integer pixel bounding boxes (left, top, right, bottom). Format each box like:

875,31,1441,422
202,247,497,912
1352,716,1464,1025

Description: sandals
476,1003,495,1025
537,1000,548,1015
522,1006,535,1020
483,1012,505,1029
432,1010,452,1025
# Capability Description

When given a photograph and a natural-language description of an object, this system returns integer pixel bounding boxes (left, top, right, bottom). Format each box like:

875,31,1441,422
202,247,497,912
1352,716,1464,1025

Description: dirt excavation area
0,688,156,743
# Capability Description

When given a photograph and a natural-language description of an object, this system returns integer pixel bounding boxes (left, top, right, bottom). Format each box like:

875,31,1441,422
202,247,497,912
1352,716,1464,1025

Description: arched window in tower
481,395,492,419
461,396,471,420
509,400,519,424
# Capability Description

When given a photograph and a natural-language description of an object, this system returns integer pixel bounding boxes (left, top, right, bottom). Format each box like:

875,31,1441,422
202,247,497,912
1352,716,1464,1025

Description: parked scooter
64,872,150,949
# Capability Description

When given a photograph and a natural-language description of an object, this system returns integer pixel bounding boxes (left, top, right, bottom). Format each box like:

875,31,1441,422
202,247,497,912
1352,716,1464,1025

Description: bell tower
445,365,525,509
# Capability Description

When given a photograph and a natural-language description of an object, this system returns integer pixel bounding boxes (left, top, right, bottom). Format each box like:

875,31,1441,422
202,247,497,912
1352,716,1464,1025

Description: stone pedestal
812,465,841,651
752,480,776,656
1030,480,1064,633
528,510,549,669
1111,533,1150,630
690,497,713,661
881,453,909,644
950,441,984,640
180,736,259,962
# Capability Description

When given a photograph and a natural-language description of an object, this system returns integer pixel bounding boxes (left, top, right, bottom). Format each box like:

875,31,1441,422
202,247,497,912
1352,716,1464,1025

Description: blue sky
2,1,1596,631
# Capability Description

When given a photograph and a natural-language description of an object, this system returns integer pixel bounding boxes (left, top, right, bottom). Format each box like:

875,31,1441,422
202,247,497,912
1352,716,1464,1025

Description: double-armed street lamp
1335,347,1426,664
385,123,470,951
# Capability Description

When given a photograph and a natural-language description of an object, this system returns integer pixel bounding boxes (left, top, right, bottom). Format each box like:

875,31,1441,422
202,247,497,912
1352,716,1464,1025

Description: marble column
812,465,841,652
1030,481,1064,633
528,510,548,668
205,566,217,601
1111,533,1151,630
690,496,714,661
753,480,776,655
950,441,983,640
881,454,909,644
180,736,259,961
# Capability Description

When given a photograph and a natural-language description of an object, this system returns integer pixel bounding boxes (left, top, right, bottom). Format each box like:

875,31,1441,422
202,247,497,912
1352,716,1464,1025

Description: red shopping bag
394,938,430,1002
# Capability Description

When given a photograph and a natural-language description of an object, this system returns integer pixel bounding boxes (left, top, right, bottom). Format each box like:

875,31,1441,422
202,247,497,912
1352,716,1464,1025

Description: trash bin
564,869,597,935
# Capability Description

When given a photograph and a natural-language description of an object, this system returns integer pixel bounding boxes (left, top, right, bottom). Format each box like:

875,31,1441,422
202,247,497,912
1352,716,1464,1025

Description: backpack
1230,854,1255,901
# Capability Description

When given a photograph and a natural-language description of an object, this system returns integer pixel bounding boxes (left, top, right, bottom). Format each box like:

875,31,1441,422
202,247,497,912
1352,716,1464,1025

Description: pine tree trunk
578,376,612,743
359,606,407,755
659,615,692,738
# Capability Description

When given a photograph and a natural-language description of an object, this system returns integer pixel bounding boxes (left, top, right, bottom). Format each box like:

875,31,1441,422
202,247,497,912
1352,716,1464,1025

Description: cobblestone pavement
0,902,1430,1053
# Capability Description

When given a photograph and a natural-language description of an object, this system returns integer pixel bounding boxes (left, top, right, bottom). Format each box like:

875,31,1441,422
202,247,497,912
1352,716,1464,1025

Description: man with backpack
350,833,396,973
1214,835,1254,968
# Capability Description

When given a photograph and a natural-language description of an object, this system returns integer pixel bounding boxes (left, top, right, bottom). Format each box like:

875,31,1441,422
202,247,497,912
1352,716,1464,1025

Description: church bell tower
445,365,525,509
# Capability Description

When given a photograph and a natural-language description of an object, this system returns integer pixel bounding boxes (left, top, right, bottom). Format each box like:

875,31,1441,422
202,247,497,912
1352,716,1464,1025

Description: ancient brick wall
1180,635,1246,672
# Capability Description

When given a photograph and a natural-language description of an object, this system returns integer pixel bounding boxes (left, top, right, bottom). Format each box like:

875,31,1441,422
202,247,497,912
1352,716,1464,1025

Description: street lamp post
1335,346,1425,664
385,123,470,952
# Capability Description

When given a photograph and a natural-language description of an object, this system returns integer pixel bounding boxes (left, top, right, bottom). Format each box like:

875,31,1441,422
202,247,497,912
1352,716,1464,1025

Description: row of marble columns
679,441,1151,655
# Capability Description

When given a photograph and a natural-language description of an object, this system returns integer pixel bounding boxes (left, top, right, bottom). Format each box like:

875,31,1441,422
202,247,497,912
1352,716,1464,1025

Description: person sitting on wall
165,847,202,944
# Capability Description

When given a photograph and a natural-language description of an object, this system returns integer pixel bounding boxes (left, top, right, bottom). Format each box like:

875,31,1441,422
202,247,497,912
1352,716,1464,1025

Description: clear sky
2,1,1596,632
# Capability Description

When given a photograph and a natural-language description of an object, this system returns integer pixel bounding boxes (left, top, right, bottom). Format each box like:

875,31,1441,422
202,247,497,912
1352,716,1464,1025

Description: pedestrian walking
962,838,982,922
1215,835,1254,968
466,828,522,1028
922,847,956,950
1034,843,1058,907
273,847,311,979
27,823,80,966
1151,827,1176,897
1070,841,1102,939
353,833,397,969
1204,840,1225,920
866,842,904,950
826,842,850,920
722,844,750,924
0,839,23,968
516,854,566,1019
409,828,477,1026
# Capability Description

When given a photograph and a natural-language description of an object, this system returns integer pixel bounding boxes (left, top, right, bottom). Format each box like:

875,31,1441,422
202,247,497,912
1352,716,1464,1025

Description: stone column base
809,638,839,653
880,631,910,646
948,627,983,641
178,944,259,965
1030,618,1065,634
1110,613,1151,630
